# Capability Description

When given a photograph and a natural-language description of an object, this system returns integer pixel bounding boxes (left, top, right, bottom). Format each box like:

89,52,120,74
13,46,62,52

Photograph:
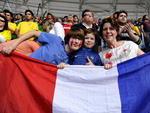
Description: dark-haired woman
0,15,11,43
99,18,144,69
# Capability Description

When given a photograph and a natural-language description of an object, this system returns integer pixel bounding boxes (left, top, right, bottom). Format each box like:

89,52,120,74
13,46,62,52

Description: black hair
73,15,78,18
82,9,94,18
4,10,13,17
4,10,14,22
25,10,34,17
46,12,56,22
117,10,128,19
142,15,148,21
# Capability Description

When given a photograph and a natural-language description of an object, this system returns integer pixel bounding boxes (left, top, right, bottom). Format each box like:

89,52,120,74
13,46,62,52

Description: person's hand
104,63,113,70
86,56,94,65
57,62,69,69
119,26,127,34
124,23,132,33
1,41,18,55
1,45,15,54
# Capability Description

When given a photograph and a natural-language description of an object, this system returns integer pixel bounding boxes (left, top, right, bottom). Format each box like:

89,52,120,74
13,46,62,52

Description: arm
125,24,140,42
104,63,113,70
53,22,65,40
86,56,95,65
1,30,41,54
137,48,145,56
57,62,69,69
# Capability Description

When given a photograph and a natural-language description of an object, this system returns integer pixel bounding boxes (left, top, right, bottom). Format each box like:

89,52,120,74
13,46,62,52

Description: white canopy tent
0,0,150,19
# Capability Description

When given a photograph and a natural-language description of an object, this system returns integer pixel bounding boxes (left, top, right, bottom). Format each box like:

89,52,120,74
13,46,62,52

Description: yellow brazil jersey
8,22,17,33
132,26,141,36
17,21,39,40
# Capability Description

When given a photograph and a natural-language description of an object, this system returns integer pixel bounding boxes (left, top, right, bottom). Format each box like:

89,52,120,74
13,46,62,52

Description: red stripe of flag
0,52,58,113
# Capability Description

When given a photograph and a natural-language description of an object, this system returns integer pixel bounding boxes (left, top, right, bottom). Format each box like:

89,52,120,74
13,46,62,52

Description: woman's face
0,17,5,29
68,37,83,52
102,22,117,42
84,33,95,48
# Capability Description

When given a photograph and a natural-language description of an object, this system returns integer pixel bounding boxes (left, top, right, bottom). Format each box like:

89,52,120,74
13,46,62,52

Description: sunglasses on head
0,19,5,22
0,17,5,22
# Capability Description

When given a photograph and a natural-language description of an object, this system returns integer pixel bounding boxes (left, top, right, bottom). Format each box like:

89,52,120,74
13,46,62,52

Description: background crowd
0,8,149,69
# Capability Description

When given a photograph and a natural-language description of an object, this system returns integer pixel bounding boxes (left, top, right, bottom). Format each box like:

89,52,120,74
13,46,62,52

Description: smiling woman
0,18,5,22
99,17,144,69
0,15,11,43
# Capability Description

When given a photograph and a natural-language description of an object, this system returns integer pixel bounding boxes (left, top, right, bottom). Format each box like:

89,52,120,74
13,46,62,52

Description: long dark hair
0,14,8,32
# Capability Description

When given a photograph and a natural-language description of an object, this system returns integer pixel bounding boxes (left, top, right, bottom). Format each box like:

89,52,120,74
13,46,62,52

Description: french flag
0,52,150,113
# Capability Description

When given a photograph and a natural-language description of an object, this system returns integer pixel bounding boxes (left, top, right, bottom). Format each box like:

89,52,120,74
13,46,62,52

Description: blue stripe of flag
118,53,150,113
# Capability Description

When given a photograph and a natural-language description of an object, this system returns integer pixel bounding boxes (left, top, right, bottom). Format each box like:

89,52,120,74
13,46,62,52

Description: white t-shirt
99,41,139,66
49,22,65,41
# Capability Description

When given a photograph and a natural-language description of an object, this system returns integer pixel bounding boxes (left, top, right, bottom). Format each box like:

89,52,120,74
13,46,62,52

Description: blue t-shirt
69,47,102,66
30,32,68,65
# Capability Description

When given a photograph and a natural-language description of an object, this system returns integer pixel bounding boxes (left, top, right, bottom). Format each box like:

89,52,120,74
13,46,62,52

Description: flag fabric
0,52,57,113
0,52,150,113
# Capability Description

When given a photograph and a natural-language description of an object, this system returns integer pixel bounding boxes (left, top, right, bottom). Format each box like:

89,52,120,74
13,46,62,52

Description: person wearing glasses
71,9,97,31
71,9,101,51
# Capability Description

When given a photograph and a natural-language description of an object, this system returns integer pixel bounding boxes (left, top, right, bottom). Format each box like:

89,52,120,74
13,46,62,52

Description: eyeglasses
0,16,5,22
83,14,93,17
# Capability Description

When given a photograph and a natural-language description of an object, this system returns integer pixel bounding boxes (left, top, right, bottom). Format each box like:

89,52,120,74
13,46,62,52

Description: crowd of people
0,8,149,69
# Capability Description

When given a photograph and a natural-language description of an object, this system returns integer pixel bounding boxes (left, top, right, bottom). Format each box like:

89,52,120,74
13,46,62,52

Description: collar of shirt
82,22,93,29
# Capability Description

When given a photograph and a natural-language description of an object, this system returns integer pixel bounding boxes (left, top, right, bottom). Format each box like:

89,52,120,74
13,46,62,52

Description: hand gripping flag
0,52,150,113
